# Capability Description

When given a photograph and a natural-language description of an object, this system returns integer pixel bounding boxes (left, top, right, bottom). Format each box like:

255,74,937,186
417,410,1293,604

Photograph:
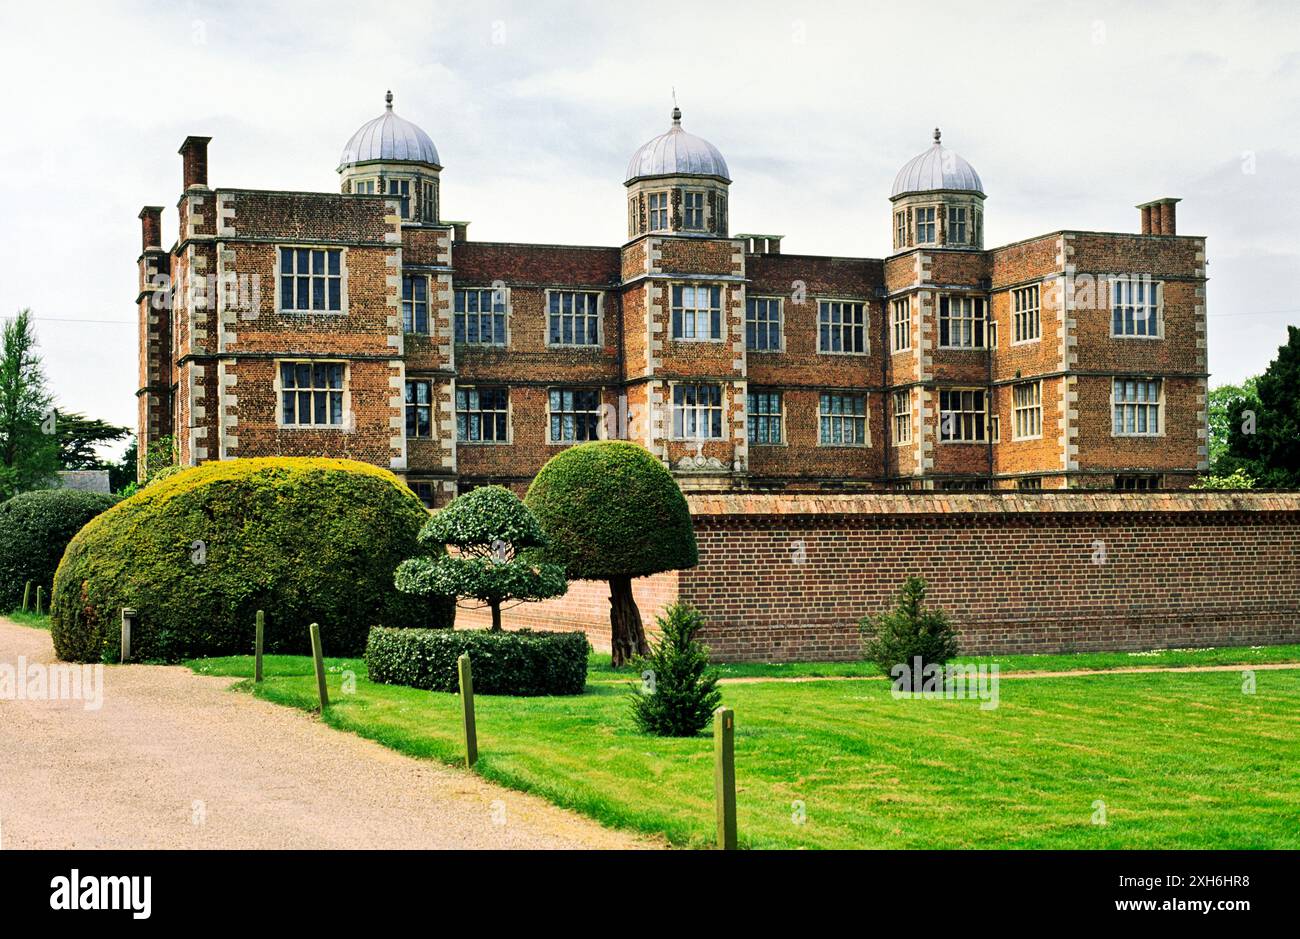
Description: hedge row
366,627,590,696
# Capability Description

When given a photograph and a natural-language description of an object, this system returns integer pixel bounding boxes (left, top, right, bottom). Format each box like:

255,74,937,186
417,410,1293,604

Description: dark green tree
395,485,567,632
628,602,722,737
109,438,139,493
1223,326,1300,487
859,577,960,675
55,411,130,470
0,310,58,498
526,441,698,666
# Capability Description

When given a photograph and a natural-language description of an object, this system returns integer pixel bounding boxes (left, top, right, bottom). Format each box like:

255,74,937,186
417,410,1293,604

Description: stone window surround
668,380,726,441
818,391,871,448
545,386,604,445
891,297,911,353
938,387,990,443
455,383,512,445
1012,283,1042,345
453,285,511,347
403,273,429,335
745,295,785,353
405,377,433,439
746,388,785,446
1111,376,1165,437
682,189,707,230
937,294,988,349
816,298,870,356
1110,276,1165,340
275,245,349,316
543,289,604,348
273,358,351,430
892,388,912,445
1012,379,1043,441
669,282,725,343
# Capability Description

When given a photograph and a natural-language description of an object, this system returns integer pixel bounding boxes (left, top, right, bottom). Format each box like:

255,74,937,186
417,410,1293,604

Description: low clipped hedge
366,627,590,696
0,488,119,612
51,458,455,663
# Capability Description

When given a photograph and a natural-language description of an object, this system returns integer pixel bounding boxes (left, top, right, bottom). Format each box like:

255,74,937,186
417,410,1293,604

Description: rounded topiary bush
526,441,697,665
50,457,455,663
0,488,120,612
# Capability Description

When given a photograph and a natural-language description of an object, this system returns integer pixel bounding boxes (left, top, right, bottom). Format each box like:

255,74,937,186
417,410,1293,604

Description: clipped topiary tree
0,488,119,612
526,441,698,666
50,457,454,663
628,602,722,737
859,576,960,675
395,485,567,632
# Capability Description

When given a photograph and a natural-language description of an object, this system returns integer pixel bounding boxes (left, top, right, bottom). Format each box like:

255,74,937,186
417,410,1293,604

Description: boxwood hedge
0,488,119,612
50,457,454,663
366,627,590,696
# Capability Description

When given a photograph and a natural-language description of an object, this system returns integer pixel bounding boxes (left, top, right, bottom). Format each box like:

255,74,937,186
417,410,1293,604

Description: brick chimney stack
138,205,163,251
1137,197,1181,235
179,136,213,190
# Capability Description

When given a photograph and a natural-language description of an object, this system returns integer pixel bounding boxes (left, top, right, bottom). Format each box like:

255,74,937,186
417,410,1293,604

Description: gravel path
0,619,654,850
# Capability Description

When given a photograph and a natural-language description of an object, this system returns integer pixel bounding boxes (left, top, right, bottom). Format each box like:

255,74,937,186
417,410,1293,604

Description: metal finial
672,105,682,124
933,127,941,144
386,90,394,109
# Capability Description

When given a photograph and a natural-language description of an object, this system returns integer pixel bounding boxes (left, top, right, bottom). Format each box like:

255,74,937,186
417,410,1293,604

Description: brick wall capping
686,490,1300,519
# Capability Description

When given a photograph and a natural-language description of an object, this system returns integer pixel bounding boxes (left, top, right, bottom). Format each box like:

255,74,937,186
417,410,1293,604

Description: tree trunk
490,600,502,632
608,575,649,667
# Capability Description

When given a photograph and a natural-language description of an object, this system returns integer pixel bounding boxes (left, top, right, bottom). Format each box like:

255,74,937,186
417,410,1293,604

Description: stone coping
686,491,1300,518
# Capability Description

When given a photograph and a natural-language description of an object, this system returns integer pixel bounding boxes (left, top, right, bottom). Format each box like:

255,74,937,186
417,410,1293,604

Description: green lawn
6,609,50,630
187,649,1300,849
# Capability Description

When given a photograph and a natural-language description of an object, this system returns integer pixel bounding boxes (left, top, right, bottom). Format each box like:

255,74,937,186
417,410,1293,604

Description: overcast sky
1,0,1296,447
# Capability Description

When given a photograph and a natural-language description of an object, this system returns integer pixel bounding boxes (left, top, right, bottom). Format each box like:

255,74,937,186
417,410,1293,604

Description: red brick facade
136,115,1208,500
476,492,1300,662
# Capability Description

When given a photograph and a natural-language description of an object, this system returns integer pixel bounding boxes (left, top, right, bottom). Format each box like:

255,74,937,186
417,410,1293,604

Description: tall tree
1223,325,1300,488
0,310,59,498
1207,377,1258,470
55,411,130,470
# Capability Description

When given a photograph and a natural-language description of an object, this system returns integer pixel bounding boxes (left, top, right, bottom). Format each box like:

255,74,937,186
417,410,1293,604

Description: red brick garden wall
483,491,1300,662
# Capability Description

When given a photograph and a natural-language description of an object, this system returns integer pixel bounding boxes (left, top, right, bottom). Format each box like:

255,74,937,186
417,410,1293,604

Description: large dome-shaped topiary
0,488,120,612
50,457,454,663
526,442,697,665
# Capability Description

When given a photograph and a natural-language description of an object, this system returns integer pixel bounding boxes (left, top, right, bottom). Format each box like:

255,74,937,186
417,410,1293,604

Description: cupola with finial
889,127,986,252
624,102,731,239
338,90,443,225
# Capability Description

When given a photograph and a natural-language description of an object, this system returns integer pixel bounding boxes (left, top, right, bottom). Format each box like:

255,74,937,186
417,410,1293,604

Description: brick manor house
136,92,1209,506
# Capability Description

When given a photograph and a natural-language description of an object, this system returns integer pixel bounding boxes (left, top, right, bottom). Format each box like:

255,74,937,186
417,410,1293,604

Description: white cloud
0,0,1295,438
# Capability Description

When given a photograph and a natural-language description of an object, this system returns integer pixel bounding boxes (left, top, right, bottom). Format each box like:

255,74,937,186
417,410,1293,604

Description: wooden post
254,610,265,683
714,706,737,850
22,581,31,613
458,653,477,768
34,586,43,616
120,608,135,663
309,622,328,710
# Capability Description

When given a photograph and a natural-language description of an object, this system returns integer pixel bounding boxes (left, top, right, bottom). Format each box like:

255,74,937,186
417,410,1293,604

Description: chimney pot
1138,198,1181,236
138,205,164,251
178,136,213,190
